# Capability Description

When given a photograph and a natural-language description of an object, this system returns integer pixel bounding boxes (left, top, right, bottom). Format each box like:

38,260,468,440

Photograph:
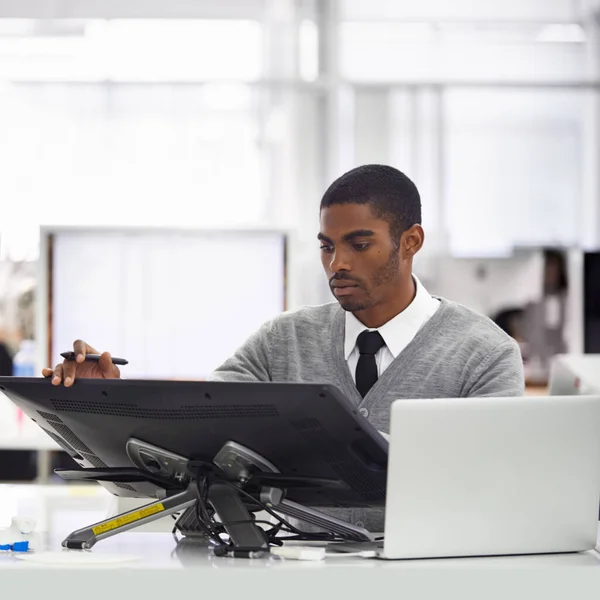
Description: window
0,19,266,260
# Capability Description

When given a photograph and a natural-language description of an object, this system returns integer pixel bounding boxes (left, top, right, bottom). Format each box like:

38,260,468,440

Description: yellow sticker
92,503,165,535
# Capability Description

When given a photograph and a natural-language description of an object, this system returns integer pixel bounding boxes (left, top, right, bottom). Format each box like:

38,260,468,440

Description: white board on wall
46,228,286,379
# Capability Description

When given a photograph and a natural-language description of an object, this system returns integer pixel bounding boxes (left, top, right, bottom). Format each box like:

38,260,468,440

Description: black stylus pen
60,352,129,366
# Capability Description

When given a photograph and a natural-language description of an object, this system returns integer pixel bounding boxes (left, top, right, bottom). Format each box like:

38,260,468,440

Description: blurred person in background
492,306,530,369
522,248,569,383
543,248,569,320
492,307,526,344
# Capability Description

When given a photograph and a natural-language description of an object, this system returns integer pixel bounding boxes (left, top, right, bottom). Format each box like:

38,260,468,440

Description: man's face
319,203,405,312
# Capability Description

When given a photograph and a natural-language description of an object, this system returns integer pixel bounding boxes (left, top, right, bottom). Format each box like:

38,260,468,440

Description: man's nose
330,248,351,273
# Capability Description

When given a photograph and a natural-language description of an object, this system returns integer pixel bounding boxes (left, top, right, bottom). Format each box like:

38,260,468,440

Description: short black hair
320,164,422,245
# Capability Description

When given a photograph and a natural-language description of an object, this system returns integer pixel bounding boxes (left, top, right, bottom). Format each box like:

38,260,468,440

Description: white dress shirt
345,276,441,383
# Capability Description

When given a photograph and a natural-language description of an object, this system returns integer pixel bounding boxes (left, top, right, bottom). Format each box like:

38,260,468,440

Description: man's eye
320,244,334,253
353,243,370,251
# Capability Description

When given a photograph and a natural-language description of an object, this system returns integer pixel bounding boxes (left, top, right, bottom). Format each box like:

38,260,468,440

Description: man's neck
352,276,416,328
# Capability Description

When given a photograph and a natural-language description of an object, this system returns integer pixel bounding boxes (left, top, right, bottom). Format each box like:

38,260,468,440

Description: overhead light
536,24,586,43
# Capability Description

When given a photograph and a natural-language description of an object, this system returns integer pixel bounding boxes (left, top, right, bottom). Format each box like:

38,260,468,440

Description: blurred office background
1,0,600,479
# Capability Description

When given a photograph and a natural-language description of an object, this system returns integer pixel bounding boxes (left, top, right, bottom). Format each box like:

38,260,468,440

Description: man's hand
41,340,120,387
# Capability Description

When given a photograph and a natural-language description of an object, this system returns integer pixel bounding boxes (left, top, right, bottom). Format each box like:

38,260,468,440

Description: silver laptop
374,395,600,559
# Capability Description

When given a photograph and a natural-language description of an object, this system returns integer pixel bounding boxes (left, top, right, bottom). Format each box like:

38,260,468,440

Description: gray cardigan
209,298,525,530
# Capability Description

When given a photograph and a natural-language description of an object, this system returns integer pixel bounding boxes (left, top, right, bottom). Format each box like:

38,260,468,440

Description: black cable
216,479,345,543
194,471,274,549
216,480,307,535
187,463,348,552
191,464,272,550
218,519,282,528
193,470,229,546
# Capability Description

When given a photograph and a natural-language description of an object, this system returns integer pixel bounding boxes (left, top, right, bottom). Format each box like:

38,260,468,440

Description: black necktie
356,330,386,398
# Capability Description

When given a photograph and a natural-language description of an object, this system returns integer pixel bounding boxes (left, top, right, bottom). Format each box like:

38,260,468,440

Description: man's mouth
331,283,359,296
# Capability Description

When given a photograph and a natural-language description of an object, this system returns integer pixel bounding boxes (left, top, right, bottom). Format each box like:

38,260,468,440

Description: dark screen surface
0,378,388,508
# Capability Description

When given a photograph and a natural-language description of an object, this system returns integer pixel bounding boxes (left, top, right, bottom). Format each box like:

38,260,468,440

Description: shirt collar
344,275,437,360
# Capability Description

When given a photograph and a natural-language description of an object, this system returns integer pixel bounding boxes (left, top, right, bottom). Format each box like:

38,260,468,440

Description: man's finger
73,340,99,364
52,364,64,386
98,352,119,378
42,368,53,377
63,359,77,387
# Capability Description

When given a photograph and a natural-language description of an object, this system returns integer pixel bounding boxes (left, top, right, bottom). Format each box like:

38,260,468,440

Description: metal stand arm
62,484,197,550
260,488,374,542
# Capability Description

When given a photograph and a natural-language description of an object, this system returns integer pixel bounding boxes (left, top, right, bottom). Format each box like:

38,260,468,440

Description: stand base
62,483,271,552
63,485,197,550
61,440,376,554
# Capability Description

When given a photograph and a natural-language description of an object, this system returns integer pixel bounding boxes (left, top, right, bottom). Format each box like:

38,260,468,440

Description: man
43,165,524,529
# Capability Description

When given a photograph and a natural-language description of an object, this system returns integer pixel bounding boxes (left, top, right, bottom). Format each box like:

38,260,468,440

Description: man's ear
400,225,424,259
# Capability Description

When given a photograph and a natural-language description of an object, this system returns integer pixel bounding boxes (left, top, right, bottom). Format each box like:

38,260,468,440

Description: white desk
1,484,600,600
0,435,60,452
0,394,59,451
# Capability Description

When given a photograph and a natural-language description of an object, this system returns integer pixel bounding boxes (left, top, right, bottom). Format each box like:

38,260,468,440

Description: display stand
58,439,374,553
